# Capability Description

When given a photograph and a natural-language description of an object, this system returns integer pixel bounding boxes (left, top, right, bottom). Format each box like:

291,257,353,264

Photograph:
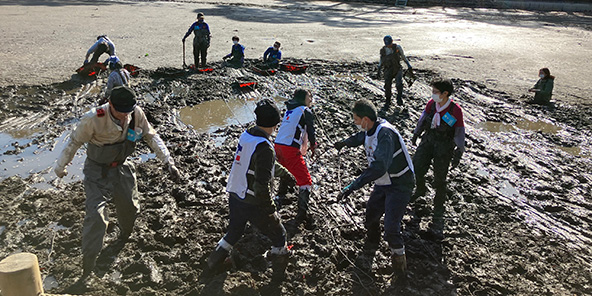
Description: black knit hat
255,99,280,127
109,86,137,113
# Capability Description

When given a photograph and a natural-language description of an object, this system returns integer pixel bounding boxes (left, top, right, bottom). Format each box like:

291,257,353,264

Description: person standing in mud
222,36,245,68
263,41,282,68
274,88,318,225
379,35,412,108
410,79,465,226
528,68,555,105
54,85,182,279
182,12,211,68
333,99,415,276
84,35,115,65
204,99,294,280
103,56,130,103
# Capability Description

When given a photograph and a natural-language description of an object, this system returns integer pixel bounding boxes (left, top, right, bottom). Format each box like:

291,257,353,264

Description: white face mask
432,93,443,103
356,124,364,132
233,41,238,45
539,74,545,79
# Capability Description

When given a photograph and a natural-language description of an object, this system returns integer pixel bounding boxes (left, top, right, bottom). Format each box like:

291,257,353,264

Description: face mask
356,124,364,132
432,93,443,103
539,74,545,79
274,46,279,50
233,41,238,45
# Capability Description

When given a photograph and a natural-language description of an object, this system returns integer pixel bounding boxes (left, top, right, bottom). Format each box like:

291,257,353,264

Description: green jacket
533,77,554,103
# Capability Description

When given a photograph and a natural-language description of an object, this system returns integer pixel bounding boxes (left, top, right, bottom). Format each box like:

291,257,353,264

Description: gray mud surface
1,59,592,295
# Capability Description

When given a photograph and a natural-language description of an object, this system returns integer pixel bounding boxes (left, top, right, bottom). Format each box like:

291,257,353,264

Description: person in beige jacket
54,85,182,278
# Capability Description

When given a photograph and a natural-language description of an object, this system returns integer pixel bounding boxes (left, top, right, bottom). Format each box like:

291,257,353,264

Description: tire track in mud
1,60,591,295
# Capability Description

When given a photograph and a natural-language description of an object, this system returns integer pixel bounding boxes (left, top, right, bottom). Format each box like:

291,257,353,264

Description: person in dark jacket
204,99,295,280
528,68,555,105
410,79,465,226
274,89,318,224
379,35,412,108
223,36,245,68
263,41,282,68
182,12,211,68
334,99,415,278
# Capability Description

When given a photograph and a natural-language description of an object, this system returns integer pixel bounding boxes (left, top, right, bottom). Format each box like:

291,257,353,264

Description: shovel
182,40,188,69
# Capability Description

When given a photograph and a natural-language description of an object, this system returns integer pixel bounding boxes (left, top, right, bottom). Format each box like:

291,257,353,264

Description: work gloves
337,183,354,202
334,141,346,151
83,59,89,65
450,148,464,169
54,166,67,178
167,163,183,183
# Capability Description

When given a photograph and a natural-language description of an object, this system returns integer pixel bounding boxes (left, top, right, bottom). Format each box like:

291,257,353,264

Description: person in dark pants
411,79,465,226
223,36,245,68
528,67,555,105
204,99,295,280
334,99,415,277
379,35,412,108
182,12,211,68
85,35,115,65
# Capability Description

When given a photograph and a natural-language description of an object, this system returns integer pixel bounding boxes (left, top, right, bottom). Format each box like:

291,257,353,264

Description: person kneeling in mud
274,89,318,226
84,35,115,65
263,41,282,69
410,79,465,227
333,99,415,277
527,67,555,105
222,36,245,68
101,56,131,105
204,99,295,280
54,86,183,279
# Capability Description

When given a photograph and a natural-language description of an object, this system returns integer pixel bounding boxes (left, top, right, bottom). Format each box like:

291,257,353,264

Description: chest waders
86,112,137,177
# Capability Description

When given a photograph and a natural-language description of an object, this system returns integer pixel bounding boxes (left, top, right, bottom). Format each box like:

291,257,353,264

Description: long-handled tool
182,40,188,69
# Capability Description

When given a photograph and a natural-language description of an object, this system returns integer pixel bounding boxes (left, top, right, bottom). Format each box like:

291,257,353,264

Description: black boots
295,188,310,221
82,254,97,278
265,248,293,281
203,245,230,277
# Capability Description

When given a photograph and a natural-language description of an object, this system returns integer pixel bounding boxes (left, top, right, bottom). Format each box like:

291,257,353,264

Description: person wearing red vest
411,79,465,227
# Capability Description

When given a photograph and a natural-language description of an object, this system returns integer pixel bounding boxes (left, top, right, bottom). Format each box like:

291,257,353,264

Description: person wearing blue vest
204,99,295,280
182,12,211,68
274,89,318,225
222,36,245,68
333,99,415,277
263,41,282,68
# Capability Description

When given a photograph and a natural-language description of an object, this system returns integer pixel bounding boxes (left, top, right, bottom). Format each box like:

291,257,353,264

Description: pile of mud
1,59,591,295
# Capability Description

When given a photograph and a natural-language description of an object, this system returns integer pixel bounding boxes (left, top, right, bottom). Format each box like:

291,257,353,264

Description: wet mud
1,59,592,295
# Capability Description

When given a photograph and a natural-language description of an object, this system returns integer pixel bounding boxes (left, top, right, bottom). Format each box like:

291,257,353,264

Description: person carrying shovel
333,99,415,278
182,12,211,69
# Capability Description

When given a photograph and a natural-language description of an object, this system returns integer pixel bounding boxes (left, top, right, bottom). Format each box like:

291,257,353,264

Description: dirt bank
1,59,592,295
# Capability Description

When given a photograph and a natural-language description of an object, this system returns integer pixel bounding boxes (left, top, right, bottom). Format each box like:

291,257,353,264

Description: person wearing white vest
274,89,318,225
204,99,295,281
333,99,415,278
410,79,465,227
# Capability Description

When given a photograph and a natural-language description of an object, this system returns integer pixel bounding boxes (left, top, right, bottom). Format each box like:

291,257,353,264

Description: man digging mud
54,86,182,281
410,78,465,229
334,99,415,278
203,99,295,281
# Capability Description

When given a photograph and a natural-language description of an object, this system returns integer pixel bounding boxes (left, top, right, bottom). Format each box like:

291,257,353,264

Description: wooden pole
0,253,44,296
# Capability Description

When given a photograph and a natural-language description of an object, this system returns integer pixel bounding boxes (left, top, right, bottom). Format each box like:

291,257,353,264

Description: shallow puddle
0,131,155,190
180,96,287,134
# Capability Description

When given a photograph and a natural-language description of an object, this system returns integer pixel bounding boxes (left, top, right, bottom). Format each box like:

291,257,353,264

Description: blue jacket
263,47,282,64
183,21,210,44
225,43,245,65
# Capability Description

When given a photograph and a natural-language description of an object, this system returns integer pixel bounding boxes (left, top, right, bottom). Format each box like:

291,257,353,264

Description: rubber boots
363,226,381,252
391,253,407,276
265,248,293,281
205,246,230,276
82,254,97,278
296,188,310,221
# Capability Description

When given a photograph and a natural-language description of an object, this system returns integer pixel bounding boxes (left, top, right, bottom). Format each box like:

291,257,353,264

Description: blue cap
107,56,122,70
383,35,393,45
